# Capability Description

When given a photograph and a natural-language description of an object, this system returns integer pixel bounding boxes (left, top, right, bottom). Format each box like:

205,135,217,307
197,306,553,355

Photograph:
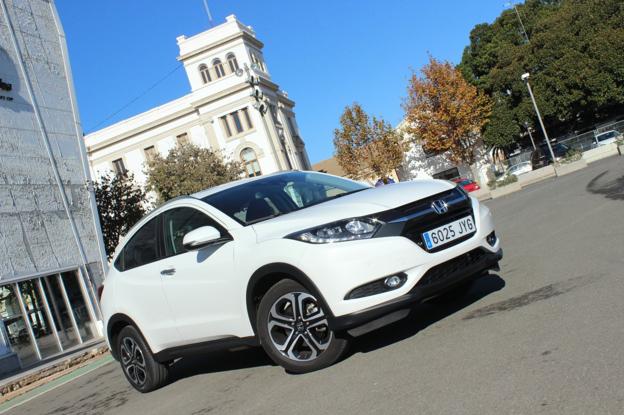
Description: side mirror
182,226,222,249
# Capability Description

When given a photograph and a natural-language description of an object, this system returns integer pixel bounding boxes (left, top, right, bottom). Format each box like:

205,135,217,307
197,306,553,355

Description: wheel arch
246,263,334,334
107,313,144,360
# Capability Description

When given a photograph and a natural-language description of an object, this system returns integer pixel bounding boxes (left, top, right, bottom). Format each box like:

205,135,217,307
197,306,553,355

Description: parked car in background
594,130,622,146
101,171,502,392
531,143,571,168
452,178,480,192
504,161,532,178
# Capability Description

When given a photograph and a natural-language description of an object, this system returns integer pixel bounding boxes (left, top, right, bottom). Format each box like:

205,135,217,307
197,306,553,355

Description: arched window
226,53,239,73
241,147,261,177
199,64,211,84
213,59,225,78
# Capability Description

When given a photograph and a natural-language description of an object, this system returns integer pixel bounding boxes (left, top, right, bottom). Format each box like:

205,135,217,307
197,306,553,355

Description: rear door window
117,217,161,271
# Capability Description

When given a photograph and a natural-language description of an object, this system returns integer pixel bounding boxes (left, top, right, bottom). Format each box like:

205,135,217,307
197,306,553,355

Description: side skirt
153,336,259,363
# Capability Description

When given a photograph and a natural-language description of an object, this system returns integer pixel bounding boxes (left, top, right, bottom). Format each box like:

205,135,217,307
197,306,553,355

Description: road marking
0,355,115,414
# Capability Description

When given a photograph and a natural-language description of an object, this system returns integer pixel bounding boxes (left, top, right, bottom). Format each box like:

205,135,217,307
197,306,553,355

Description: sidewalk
474,150,622,201
0,341,109,403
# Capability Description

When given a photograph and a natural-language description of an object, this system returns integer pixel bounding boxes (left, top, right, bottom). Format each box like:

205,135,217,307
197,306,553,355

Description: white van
594,130,622,146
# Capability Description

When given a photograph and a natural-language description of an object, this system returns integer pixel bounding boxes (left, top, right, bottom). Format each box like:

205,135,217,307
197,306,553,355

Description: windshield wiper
246,212,284,225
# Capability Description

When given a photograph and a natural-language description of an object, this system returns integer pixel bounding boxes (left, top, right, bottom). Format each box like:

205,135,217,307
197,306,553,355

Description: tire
117,325,169,392
256,279,349,373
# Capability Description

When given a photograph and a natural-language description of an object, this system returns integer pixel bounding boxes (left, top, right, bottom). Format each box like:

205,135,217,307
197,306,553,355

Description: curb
480,154,620,200
0,344,109,401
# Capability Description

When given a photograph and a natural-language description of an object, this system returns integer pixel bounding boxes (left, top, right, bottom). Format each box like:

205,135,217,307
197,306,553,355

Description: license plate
422,216,475,250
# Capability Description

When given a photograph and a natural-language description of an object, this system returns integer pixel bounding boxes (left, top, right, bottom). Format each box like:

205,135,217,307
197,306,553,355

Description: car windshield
459,179,472,186
201,172,369,225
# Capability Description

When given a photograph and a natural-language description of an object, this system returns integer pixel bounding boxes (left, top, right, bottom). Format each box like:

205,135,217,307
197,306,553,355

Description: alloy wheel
267,292,332,361
120,336,147,386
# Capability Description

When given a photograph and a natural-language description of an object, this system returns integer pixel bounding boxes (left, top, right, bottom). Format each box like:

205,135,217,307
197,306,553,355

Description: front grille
377,187,476,252
416,248,486,287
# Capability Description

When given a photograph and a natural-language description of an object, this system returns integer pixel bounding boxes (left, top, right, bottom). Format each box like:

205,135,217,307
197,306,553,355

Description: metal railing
557,118,624,152
506,151,532,167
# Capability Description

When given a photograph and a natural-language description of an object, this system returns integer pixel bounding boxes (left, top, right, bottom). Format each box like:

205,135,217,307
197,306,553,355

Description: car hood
251,179,455,242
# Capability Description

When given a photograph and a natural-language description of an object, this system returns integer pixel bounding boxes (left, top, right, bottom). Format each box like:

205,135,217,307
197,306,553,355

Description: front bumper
297,195,500,319
330,247,503,333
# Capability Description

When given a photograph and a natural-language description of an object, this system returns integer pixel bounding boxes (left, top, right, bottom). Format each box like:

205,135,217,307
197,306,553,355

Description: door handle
160,268,176,276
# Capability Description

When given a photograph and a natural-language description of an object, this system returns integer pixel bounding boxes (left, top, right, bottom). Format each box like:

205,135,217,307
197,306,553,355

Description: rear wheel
117,325,169,392
256,279,349,373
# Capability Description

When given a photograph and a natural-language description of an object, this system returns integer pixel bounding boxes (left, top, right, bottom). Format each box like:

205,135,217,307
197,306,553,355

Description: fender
245,263,335,333
106,313,144,360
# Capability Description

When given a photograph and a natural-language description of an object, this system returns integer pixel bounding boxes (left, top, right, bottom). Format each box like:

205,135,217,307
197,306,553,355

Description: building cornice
177,31,263,62
87,81,266,154
87,105,197,153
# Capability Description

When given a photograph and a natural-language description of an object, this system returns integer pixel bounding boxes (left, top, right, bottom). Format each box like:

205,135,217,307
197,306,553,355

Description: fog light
345,273,408,299
486,231,497,246
384,275,403,288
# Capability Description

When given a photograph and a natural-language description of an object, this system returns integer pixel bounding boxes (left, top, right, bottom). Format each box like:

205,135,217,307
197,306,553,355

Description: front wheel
256,279,349,373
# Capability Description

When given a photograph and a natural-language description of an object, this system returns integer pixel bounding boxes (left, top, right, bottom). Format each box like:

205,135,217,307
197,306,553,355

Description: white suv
100,171,502,392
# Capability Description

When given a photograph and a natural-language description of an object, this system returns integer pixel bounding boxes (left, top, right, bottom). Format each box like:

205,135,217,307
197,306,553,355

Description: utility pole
236,64,287,170
506,2,530,43
523,121,536,150
202,0,214,27
521,73,556,164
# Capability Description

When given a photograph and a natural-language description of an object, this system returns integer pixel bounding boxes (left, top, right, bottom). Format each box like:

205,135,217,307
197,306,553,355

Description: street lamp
523,121,536,150
521,72,556,164
236,63,294,170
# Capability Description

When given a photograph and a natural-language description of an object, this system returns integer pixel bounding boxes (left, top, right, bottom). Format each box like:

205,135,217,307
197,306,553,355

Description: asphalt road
10,156,624,415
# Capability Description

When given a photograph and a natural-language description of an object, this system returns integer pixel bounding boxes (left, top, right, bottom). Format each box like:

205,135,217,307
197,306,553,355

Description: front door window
162,207,223,257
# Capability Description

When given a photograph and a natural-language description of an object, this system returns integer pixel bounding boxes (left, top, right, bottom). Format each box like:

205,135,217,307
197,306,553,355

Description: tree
459,0,624,144
146,141,243,202
94,173,147,259
483,95,523,149
403,57,493,165
333,103,406,182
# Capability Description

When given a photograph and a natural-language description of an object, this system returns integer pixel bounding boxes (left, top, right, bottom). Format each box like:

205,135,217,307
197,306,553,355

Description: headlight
287,218,381,244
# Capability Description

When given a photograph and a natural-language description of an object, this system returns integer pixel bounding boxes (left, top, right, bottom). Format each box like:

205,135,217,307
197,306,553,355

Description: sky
56,0,505,164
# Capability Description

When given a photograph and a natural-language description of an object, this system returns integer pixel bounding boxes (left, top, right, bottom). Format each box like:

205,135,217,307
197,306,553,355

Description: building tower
86,15,310,188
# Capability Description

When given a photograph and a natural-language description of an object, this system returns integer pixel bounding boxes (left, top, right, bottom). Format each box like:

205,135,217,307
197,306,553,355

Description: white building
396,120,490,185
0,0,106,376
85,15,311,189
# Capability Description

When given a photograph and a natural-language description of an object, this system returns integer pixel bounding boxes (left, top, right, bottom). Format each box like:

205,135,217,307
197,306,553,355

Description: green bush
490,174,518,189
562,149,582,164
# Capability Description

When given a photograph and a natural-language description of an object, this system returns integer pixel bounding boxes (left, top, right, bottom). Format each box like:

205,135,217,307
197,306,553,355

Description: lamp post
523,121,536,150
521,72,556,164
236,63,293,170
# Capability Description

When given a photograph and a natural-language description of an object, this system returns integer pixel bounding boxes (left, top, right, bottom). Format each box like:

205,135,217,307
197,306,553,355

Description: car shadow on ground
586,170,624,201
163,273,504,385
350,273,506,355
166,346,274,383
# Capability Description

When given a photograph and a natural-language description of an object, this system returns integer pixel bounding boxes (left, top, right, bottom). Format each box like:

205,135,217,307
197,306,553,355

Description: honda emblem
431,200,448,215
